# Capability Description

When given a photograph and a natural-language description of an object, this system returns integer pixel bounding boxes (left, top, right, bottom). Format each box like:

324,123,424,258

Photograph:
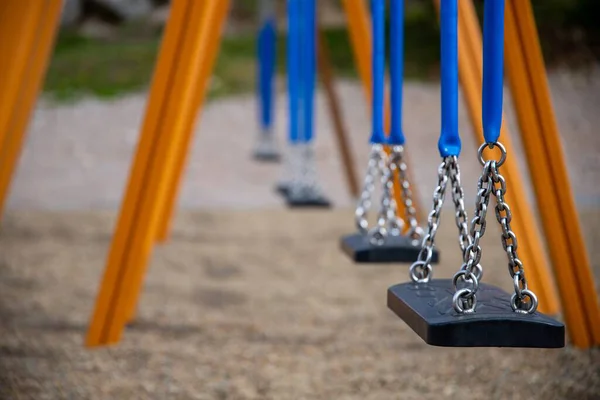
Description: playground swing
277,0,331,207
387,0,564,348
253,0,280,162
340,0,436,263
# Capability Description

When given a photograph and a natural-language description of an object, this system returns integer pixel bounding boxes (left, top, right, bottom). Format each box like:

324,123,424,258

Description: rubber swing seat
253,149,281,162
340,233,440,264
387,279,565,348
274,182,290,197
285,189,331,208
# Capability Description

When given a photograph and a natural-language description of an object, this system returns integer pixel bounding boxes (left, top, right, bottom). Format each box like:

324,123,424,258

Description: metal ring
452,269,479,292
409,261,432,283
477,142,507,167
510,289,538,314
407,226,424,243
368,227,387,246
471,263,483,282
453,288,477,314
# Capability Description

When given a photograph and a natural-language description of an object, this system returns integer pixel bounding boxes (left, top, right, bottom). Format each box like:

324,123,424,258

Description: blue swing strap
369,0,386,144
257,0,276,131
482,0,505,145
286,0,300,144
388,0,405,146
437,0,460,158
409,0,472,285
301,0,316,144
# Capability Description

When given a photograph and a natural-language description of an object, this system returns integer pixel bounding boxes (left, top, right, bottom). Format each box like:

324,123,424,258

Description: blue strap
388,0,405,145
301,0,316,143
287,0,300,143
438,0,460,157
370,0,386,144
257,17,276,130
482,0,505,144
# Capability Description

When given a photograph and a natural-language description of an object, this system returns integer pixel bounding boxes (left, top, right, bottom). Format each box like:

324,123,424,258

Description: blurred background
48,0,600,100
1,1,599,399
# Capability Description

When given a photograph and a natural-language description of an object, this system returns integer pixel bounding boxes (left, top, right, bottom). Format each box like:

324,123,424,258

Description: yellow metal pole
86,0,195,347
340,0,424,226
119,0,230,327
155,0,228,243
432,0,560,315
0,0,62,219
0,1,42,147
507,0,600,346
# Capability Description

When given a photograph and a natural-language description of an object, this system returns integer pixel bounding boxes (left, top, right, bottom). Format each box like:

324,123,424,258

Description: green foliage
43,0,599,103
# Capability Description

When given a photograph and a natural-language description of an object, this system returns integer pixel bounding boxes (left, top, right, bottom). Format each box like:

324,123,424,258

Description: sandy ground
1,68,600,399
0,209,599,400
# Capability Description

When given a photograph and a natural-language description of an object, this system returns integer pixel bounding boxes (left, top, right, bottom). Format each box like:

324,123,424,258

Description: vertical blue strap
388,0,405,145
482,0,505,144
257,16,276,131
370,0,386,144
438,0,461,157
301,0,316,143
287,0,300,143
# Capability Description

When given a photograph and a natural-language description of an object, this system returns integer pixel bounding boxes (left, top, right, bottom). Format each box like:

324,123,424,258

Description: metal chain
355,145,394,238
447,159,471,261
453,142,538,314
388,146,424,242
488,143,538,314
369,155,394,246
289,142,324,199
355,145,382,234
408,158,452,283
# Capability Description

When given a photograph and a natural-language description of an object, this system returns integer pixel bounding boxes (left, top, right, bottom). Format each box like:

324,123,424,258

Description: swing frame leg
86,0,194,346
505,0,600,347
155,0,229,243
86,0,230,346
0,0,62,220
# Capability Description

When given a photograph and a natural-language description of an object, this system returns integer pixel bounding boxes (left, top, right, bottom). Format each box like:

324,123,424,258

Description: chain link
369,153,394,246
289,143,325,199
409,158,452,283
453,142,538,314
447,159,472,262
355,145,386,235
388,146,424,242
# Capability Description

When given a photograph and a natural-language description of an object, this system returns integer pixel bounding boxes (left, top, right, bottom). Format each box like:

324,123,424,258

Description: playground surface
1,68,600,398
0,209,599,399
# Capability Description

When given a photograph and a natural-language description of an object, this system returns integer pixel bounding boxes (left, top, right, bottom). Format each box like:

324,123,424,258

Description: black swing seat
340,232,440,263
253,150,281,162
387,279,565,348
284,189,332,208
274,182,290,197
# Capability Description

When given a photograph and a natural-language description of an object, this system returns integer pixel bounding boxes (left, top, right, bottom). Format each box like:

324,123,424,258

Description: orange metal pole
86,0,195,346
155,0,227,243
0,0,62,219
506,0,600,346
119,0,230,326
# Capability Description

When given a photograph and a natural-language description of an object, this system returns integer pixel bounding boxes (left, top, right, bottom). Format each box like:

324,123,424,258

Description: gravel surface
0,209,599,399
